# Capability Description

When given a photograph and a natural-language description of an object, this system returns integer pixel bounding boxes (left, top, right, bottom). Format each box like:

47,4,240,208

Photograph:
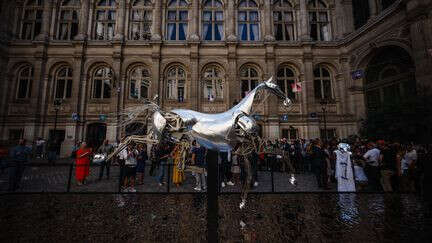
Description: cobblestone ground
0,158,334,193
0,194,430,242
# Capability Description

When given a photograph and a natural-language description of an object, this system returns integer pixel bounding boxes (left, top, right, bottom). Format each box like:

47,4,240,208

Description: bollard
271,162,275,193
66,163,73,192
167,163,171,193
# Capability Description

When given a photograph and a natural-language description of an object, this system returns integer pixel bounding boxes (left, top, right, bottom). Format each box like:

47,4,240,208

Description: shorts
124,166,136,178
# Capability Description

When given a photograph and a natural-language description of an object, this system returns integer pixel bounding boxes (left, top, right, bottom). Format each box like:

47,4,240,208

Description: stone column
75,0,90,40
35,0,53,41
334,0,344,39
114,0,125,41
190,45,199,110
226,0,236,41
299,0,309,41
49,1,57,39
410,16,432,88
189,0,200,41
263,0,274,41
302,52,314,138
151,0,162,40
265,44,279,139
342,0,354,35
227,44,237,108
87,0,95,38
368,0,378,18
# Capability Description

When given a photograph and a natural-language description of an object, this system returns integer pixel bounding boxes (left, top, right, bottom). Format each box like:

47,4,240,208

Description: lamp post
53,99,63,142
320,98,329,142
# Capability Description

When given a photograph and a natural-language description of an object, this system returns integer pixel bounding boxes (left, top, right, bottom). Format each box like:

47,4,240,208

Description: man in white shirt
401,144,417,191
363,142,382,191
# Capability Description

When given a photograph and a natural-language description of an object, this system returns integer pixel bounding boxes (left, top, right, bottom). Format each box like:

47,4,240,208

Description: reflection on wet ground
0,193,430,242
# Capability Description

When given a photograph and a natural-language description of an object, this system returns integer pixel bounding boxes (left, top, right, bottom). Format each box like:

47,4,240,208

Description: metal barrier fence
0,160,314,194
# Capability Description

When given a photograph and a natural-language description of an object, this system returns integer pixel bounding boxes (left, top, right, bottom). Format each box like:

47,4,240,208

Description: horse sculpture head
263,77,292,107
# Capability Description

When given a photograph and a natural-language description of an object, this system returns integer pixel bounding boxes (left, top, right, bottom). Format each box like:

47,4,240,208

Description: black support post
206,149,219,242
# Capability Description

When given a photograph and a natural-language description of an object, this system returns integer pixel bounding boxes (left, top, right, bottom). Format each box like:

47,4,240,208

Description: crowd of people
2,136,431,198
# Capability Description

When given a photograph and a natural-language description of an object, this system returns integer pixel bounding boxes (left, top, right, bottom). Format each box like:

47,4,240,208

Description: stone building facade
0,0,431,156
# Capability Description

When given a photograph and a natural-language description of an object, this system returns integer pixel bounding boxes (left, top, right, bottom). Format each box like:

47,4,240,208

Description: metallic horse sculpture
101,77,293,208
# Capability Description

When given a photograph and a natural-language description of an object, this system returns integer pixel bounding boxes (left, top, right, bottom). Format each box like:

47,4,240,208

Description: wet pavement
0,193,430,242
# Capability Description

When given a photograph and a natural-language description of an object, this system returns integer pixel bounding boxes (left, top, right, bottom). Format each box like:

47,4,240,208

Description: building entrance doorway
87,123,107,150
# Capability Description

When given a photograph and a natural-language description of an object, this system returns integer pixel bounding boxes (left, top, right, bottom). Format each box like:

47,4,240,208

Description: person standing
171,143,185,187
220,149,235,187
47,139,59,165
363,142,381,191
156,143,171,186
401,144,417,192
123,144,138,192
310,139,328,189
8,139,32,191
97,140,113,180
136,144,148,185
35,137,45,158
334,144,355,192
191,140,207,191
75,142,92,186
380,142,397,192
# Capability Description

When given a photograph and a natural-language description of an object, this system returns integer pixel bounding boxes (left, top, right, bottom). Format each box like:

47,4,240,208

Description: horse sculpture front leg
240,155,253,209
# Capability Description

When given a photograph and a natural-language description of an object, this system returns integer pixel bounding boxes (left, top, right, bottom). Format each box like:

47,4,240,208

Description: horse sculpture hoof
239,199,246,209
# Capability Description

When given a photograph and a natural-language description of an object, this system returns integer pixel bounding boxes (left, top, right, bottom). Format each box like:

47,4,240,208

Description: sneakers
158,183,163,186
121,187,129,192
194,186,202,191
221,182,226,188
253,181,259,187
202,186,207,190
227,181,235,186
129,188,136,192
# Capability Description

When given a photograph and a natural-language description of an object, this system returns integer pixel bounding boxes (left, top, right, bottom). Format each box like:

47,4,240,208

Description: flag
291,81,302,93
351,70,364,80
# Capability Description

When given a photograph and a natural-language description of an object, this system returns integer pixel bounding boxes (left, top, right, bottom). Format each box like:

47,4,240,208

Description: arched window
20,0,44,40
129,66,150,99
202,66,224,100
54,66,73,99
129,0,153,40
166,65,186,102
92,66,113,99
277,66,296,100
307,0,330,41
57,0,80,40
202,0,224,41
16,65,33,99
238,0,259,41
94,0,116,40
313,65,333,100
273,0,296,41
240,66,258,98
166,0,188,41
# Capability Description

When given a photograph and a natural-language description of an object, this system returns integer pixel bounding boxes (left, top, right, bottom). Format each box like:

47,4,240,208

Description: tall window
57,0,80,40
202,0,224,41
202,66,224,100
308,0,330,41
273,0,296,41
16,66,33,99
240,66,259,98
20,0,44,40
277,67,296,100
166,0,188,41
166,66,186,101
238,0,259,41
92,66,113,99
55,66,73,99
313,65,333,100
94,0,116,40
129,0,153,40
129,66,150,99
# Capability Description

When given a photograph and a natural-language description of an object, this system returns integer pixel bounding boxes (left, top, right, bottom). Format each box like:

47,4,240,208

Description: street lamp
320,98,329,142
53,98,63,141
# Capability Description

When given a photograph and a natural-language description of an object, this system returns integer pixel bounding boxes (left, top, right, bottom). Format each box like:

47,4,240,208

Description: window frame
313,65,334,101
93,0,116,41
129,0,153,41
91,66,113,99
239,66,259,98
20,0,44,40
54,66,73,99
202,0,224,41
128,66,151,100
16,65,34,99
307,0,331,41
166,0,189,41
237,0,260,41
276,66,297,101
202,65,224,101
273,0,296,41
166,65,187,102
56,0,80,40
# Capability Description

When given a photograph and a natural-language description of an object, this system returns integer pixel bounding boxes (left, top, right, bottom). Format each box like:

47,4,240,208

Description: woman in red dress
75,142,92,185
